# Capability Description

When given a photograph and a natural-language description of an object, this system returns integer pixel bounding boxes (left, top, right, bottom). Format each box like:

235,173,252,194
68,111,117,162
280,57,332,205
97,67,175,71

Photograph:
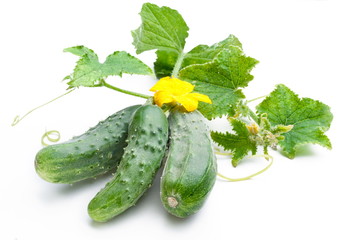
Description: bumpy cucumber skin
160,109,217,218
35,105,141,184
87,104,169,222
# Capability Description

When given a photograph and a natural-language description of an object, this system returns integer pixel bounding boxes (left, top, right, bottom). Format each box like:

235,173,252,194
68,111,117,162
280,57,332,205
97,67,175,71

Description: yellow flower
150,76,212,112
246,123,259,135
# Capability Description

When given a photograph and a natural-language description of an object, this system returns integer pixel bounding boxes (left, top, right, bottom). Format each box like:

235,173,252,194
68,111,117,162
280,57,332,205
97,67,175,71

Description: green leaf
179,46,259,119
182,34,242,68
256,84,333,158
153,34,242,79
211,118,257,167
154,50,178,78
64,46,153,88
63,45,94,57
132,3,189,54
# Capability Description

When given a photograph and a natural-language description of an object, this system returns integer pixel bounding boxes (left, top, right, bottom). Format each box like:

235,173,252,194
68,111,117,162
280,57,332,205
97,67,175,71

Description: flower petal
150,77,194,96
153,91,174,107
188,92,212,104
174,95,199,112
170,78,194,96
149,76,172,92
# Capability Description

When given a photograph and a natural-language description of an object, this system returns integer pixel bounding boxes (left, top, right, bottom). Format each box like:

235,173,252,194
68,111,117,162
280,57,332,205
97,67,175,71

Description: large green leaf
182,34,242,68
132,3,189,54
256,84,333,158
179,46,259,119
154,35,242,79
64,46,152,88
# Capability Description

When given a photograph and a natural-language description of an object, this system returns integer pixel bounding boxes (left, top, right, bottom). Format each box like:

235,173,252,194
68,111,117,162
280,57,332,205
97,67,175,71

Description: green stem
12,89,75,126
247,107,259,124
217,155,273,182
246,95,268,103
214,151,233,156
172,51,186,78
102,81,151,99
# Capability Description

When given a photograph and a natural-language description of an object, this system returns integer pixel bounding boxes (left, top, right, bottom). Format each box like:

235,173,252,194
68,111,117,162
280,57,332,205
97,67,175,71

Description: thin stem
213,146,233,156
160,104,174,113
246,95,268,103
12,89,75,126
102,81,151,99
172,52,186,78
217,155,273,182
247,107,259,124
214,151,233,156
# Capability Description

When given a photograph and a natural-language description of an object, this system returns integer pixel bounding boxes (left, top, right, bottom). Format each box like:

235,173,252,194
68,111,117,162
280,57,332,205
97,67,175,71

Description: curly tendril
214,146,273,181
41,130,61,146
216,155,273,182
11,89,75,126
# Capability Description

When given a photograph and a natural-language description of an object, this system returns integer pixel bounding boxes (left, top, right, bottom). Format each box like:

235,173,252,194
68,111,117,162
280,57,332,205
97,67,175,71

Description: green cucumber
88,104,168,222
160,109,217,218
35,105,141,184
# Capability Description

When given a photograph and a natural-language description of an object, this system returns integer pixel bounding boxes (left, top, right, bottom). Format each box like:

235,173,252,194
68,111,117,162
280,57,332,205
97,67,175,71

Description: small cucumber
88,104,168,222
160,109,217,218
35,105,141,184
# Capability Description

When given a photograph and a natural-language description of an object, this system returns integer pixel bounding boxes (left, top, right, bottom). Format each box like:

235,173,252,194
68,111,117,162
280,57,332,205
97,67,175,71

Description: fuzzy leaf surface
154,35,242,79
256,84,333,158
132,3,189,54
211,118,257,167
64,46,152,88
182,34,242,68
179,46,258,119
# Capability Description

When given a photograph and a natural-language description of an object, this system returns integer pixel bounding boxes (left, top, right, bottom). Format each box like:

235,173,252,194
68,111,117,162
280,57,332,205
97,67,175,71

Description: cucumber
87,104,168,222
35,105,141,184
160,109,217,218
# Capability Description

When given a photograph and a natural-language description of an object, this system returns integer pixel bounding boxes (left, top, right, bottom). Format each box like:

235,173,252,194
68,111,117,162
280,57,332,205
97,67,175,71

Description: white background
1,0,339,239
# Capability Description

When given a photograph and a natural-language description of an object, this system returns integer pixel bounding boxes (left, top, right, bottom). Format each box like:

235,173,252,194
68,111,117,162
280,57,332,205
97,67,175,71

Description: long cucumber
35,105,141,184
160,109,217,218
88,104,168,222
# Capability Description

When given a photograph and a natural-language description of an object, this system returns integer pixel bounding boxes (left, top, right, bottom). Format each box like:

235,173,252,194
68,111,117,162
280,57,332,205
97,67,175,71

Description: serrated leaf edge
257,84,333,159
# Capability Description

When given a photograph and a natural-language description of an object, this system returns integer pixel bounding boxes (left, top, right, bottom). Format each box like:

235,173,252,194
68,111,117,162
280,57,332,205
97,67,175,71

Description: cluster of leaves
63,3,333,166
